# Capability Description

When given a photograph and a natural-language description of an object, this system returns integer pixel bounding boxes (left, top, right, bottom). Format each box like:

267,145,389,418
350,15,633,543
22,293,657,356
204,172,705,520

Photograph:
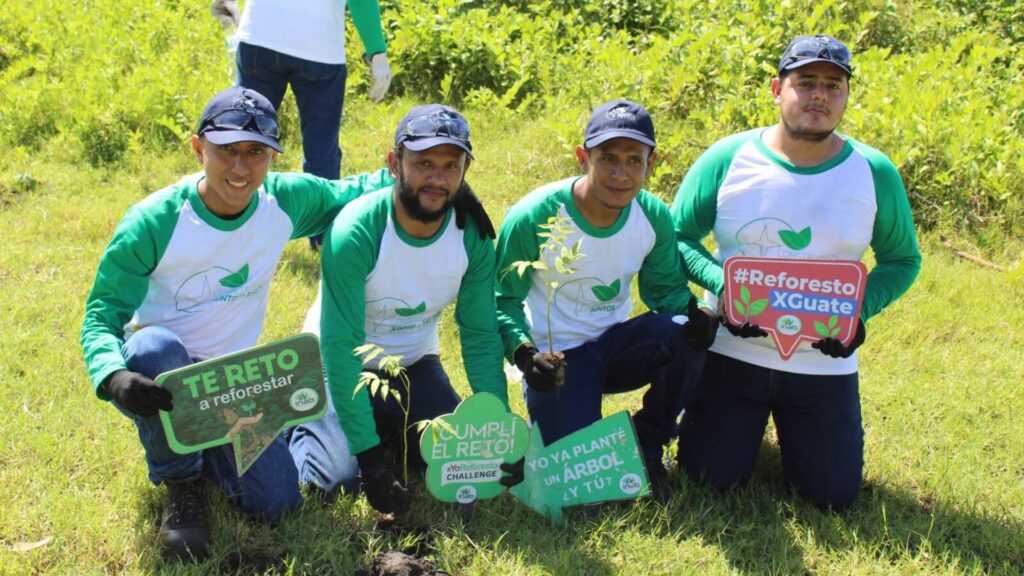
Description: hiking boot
159,474,210,562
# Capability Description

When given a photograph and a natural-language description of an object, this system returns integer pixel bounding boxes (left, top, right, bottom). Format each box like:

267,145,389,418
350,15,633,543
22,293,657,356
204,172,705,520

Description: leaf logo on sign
395,301,427,316
734,285,769,320
814,315,841,338
590,279,621,302
218,264,250,288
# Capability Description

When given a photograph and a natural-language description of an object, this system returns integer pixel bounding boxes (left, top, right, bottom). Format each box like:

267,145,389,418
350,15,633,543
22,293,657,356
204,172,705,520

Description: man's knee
239,483,304,521
795,471,862,512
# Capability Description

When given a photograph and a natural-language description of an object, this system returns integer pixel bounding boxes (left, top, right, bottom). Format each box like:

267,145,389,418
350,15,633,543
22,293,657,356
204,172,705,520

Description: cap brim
204,129,283,153
781,58,853,77
584,130,656,150
401,137,474,159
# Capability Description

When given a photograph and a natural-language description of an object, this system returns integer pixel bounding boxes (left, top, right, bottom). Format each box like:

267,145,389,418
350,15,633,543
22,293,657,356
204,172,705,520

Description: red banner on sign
722,257,867,361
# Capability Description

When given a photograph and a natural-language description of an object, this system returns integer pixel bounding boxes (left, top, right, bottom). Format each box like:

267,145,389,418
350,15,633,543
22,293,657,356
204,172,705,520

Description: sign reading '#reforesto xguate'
156,333,327,475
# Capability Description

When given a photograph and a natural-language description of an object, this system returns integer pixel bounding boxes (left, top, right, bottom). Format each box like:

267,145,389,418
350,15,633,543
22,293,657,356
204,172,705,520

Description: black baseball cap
778,34,853,77
583,99,656,149
394,104,473,159
196,87,282,152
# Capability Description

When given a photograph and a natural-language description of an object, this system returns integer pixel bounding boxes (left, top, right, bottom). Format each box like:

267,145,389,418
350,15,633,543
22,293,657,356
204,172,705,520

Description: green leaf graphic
740,285,751,304
395,301,427,316
734,300,746,316
814,321,830,337
748,299,769,316
591,279,621,302
829,326,841,338
827,315,838,329
778,227,812,250
219,264,250,288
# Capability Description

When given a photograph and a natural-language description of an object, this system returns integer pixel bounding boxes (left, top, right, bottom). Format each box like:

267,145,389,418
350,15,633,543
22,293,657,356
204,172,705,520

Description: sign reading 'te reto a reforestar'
723,257,867,361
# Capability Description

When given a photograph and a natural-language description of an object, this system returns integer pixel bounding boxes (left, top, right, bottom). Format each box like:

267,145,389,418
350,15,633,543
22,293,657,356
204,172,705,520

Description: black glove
453,181,496,240
812,319,866,358
355,445,411,515
499,458,525,487
514,345,560,393
680,297,718,350
718,298,768,338
105,370,173,417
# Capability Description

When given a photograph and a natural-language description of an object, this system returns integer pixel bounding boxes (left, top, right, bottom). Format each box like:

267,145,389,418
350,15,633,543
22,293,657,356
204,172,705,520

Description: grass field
0,92,1022,574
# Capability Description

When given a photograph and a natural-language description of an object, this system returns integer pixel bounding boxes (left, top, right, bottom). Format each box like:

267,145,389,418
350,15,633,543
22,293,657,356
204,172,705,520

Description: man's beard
781,116,835,142
396,170,459,224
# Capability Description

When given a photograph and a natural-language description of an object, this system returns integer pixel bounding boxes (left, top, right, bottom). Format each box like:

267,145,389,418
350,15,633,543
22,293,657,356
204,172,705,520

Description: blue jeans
117,327,303,520
524,312,706,465
287,385,360,497
678,352,864,511
236,42,347,180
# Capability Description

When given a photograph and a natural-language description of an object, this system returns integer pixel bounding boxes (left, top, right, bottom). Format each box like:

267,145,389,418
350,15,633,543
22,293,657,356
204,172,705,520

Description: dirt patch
361,551,449,576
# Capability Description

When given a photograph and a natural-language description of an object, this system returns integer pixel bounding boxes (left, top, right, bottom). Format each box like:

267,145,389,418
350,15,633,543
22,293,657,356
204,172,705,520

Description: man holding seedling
80,86,391,561
671,35,921,510
494,99,718,495
211,0,393,251
304,104,509,516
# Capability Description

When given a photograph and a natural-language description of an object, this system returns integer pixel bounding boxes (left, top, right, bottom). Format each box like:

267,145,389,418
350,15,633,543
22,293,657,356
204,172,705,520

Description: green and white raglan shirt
495,177,697,359
80,169,393,397
671,128,921,375
318,189,508,455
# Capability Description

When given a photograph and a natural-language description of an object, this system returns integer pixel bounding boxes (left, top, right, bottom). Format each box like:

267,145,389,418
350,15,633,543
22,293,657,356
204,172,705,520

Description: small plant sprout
733,285,768,322
502,214,584,354
354,343,413,484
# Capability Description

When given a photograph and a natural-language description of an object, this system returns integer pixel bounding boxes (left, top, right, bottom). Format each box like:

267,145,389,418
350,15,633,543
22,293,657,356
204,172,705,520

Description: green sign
156,333,327,476
419,393,529,504
509,411,649,523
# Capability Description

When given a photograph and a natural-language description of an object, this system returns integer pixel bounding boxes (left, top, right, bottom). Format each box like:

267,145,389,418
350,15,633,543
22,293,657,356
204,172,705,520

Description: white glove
367,53,392,102
210,0,240,29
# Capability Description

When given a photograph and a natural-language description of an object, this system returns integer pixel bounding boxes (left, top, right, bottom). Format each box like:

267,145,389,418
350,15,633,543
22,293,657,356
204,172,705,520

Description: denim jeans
236,42,347,180
287,384,360,497
678,352,864,511
117,326,303,520
524,312,706,466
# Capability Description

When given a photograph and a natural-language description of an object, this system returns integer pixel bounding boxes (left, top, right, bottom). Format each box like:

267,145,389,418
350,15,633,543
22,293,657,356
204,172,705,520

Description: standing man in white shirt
211,0,394,250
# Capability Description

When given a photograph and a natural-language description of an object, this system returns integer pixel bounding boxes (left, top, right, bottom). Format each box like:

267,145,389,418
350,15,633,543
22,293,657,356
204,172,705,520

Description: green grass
1,95,1022,575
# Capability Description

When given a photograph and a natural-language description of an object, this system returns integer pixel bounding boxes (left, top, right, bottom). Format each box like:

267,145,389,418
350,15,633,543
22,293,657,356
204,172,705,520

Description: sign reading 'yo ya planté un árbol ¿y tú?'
156,333,327,475
508,411,649,523
723,256,868,361
420,392,529,504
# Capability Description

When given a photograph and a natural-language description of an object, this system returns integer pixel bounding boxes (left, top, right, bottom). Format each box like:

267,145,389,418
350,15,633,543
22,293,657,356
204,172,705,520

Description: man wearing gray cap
671,35,921,510
308,104,510,516
80,86,393,560
495,99,717,496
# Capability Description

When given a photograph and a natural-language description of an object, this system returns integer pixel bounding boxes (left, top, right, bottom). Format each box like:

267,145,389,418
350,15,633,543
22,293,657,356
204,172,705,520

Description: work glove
812,319,866,358
680,297,718,350
514,345,562,394
365,53,392,102
210,0,240,29
105,370,173,417
499,458,525,487
453,182,496,240
355,445,411,515
718,297,768,338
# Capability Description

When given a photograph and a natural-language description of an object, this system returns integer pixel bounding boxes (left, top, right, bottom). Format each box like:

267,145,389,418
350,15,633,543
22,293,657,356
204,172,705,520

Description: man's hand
812,319,866,358
105,370,173,417
355,446,410,515
718,297,768,338
680,297,717,350
453,182,496,240
365,53,392,102
514,345,561,394
210,0,240,29
499,458,525,487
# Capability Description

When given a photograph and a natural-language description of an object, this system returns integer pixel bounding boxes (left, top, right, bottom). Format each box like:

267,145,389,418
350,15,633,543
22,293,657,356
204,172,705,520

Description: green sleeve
636,192,696,314
79,188,182,396
319,193,387,455
348,0,387,55
455,222,509,407
854,142,923,320
267,168,392,239
494,198,547,360
670,132,751,295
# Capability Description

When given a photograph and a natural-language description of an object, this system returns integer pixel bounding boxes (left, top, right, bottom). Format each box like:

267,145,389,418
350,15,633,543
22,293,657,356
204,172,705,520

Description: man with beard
301,104,510,516
670,35,921,510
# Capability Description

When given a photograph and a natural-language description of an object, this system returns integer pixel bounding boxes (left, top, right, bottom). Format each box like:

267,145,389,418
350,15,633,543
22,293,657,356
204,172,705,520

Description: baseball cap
196,87,282,152
394,104,473,159
778,34,853,77
583,99,656,149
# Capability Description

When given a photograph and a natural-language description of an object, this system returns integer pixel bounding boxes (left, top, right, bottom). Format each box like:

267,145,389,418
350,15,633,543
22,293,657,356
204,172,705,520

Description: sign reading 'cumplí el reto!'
156,333,327,475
